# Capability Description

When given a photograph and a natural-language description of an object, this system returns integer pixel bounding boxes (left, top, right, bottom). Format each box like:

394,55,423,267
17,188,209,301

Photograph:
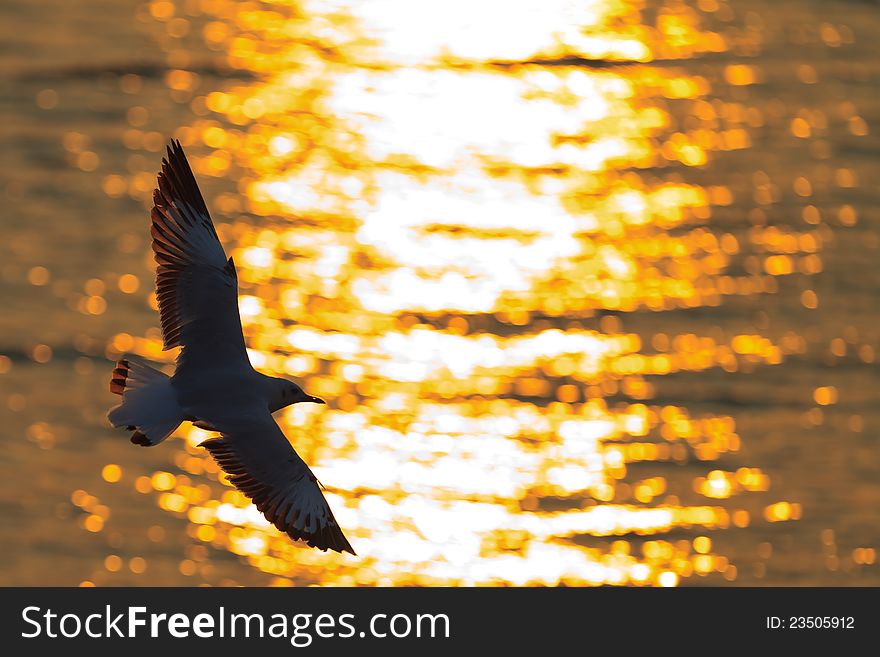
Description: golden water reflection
80,0,870,585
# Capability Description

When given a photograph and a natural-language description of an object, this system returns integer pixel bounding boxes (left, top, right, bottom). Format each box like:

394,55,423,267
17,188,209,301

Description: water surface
2,0,880,586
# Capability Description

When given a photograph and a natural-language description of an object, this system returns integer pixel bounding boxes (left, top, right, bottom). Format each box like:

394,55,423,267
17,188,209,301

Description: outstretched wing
151,140,248,368
201,414,355,555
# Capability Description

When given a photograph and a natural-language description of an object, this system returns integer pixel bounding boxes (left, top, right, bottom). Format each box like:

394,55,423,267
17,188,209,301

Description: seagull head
265,376,325,413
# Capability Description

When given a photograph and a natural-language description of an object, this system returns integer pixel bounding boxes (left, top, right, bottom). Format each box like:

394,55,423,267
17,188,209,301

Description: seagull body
107,141,354,555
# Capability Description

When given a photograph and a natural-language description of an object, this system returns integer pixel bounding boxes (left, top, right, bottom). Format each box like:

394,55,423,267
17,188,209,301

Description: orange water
2,0,879,586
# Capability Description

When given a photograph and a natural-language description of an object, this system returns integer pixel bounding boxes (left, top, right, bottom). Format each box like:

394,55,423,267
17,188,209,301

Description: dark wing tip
155,137,212,220
311,524,356,555
327,524,356,555
339,537,357,556
296,508,357,556
201,437,357,556
292,525,356,556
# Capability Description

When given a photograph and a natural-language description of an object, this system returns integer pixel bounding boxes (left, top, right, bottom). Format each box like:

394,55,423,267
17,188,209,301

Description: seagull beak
308,396,326,404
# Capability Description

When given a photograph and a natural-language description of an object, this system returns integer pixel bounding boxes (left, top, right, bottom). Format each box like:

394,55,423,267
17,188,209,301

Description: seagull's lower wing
151,140,249,368
201,414,355,555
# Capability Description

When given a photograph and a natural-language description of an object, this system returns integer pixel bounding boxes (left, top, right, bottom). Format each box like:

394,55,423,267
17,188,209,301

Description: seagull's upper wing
202,413,355,555
151,140,248,367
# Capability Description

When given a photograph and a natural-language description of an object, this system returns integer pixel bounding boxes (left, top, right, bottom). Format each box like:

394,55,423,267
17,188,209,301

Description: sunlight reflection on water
43,0,875,585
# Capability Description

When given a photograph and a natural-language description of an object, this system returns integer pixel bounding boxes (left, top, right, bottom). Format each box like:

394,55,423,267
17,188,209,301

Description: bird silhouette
108,140,354,555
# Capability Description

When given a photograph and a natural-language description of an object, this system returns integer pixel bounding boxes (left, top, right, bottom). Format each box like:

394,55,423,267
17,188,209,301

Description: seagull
107,140,354,555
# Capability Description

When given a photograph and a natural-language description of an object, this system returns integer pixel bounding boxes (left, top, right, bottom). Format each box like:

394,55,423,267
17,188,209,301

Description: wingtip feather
201,436,356,555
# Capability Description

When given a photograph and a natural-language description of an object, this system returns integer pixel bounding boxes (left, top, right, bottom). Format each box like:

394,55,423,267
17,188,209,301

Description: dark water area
2,0,880,586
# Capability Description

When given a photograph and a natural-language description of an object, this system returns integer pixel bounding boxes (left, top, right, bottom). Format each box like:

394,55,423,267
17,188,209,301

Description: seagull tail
107,356,182,447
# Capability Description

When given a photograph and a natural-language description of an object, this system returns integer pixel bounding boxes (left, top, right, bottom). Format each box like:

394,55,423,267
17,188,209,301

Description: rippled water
2,0,880,586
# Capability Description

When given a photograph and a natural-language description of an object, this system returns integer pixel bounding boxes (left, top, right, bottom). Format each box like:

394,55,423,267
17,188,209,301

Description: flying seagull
107,140,354,555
